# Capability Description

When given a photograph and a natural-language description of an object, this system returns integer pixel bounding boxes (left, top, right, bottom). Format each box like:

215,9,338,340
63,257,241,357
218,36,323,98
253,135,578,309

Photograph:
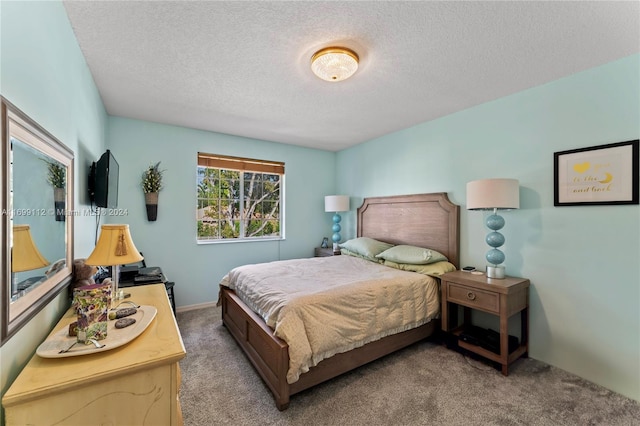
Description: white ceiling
63,1,640,152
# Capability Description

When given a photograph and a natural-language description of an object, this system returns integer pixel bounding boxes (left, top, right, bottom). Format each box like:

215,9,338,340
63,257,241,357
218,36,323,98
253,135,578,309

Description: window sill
196,237,285,245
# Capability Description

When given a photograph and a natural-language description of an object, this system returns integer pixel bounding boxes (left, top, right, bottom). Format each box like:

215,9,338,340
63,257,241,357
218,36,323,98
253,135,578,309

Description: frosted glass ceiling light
311,47,359,82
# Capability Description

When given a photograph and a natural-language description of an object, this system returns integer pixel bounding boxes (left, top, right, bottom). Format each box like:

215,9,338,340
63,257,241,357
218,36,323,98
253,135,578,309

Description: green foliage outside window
197,166,282,241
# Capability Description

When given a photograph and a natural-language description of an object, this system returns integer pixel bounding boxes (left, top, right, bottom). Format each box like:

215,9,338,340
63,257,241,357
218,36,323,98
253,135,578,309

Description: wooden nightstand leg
441,285,449,331
500,295,509,376
500,362,509,376
521,307,529,358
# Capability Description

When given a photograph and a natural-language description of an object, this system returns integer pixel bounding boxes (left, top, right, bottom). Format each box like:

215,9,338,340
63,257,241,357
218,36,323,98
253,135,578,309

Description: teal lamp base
485,212,506,279
331,213,342,252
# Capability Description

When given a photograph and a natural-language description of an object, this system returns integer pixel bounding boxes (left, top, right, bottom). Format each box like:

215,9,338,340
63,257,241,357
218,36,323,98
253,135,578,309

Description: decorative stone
68,321,78,337
108,307,137,320
115,318,136,329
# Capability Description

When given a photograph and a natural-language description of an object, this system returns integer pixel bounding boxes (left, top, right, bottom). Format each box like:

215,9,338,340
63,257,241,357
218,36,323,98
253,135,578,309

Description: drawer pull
466,292,476,301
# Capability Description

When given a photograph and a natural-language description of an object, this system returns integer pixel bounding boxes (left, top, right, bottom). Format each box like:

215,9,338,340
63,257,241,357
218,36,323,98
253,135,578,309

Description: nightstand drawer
447,283,499,313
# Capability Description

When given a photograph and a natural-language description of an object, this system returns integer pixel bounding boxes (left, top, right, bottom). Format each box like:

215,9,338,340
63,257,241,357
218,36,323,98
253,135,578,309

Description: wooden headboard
357,193,460,268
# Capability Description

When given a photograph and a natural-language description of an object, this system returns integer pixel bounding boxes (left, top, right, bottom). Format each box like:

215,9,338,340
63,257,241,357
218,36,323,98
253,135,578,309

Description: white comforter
219,255,440,384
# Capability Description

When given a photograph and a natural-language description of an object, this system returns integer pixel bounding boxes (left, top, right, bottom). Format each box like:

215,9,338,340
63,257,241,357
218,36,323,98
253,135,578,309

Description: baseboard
176,301,217,313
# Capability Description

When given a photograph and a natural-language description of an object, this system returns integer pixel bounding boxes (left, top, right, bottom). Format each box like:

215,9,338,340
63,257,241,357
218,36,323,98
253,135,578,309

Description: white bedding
219,255,440,384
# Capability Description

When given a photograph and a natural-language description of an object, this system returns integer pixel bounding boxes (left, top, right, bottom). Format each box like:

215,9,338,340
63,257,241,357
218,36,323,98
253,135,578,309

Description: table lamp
324,195,350,253
466,178,520,279
85,224,143,305
12,224,50,295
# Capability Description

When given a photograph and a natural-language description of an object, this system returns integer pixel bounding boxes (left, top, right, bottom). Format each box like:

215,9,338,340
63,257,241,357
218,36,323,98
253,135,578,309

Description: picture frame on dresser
554,139,639,206
321,237,329,248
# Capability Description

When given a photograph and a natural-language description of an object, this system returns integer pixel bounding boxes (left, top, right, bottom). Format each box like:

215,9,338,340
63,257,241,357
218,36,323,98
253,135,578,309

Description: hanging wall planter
141,162,164,222
145,192,159,221
53,187,65,221
45,160,66,221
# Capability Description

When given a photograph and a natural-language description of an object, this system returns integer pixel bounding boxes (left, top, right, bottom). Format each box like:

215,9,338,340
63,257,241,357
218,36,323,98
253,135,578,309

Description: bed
218,192,460,410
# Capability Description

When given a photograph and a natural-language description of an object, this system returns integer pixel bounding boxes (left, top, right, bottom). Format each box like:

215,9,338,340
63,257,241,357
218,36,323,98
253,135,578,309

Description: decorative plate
36,305,157,358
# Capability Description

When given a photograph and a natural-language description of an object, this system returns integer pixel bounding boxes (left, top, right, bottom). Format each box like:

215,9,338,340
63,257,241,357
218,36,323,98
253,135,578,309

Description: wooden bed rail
221,285,440,410
220,286,291,410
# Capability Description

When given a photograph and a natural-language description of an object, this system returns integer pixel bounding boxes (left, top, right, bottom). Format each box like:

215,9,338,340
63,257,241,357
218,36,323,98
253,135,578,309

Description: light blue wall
0,1,107,422
106,117,336,308
1,0,637,415
336,54,640,401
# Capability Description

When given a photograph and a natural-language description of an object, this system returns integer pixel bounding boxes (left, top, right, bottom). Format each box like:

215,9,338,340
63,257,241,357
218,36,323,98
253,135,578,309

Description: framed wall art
554,139,639,206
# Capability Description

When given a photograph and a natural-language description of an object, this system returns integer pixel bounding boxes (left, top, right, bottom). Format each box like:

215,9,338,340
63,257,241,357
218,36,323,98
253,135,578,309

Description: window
197,153,284,242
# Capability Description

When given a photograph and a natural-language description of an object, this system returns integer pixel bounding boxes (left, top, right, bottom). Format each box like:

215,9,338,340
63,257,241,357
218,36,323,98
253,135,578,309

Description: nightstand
314,247,340,257
440,270,529,375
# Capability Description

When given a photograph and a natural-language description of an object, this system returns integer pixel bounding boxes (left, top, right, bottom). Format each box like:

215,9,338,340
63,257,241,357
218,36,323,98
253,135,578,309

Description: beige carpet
176,307,640,425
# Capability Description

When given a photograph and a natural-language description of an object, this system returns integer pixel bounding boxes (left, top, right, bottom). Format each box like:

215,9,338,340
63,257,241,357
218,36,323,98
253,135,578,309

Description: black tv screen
92,149,119,208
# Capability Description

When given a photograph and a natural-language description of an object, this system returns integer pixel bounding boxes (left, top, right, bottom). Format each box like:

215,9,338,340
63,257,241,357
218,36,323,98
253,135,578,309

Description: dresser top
3,284,185,406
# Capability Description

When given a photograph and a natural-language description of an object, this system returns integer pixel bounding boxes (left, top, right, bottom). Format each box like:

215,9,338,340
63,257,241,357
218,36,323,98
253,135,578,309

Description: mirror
1,97,74,344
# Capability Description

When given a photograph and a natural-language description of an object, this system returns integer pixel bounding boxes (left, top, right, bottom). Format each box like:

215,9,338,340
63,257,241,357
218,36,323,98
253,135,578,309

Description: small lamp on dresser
466,178,520,279
324,195,350,253
85,224,144,305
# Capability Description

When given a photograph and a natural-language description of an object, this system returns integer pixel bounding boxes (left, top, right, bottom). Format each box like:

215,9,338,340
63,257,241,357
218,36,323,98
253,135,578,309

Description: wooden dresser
2,284,186,426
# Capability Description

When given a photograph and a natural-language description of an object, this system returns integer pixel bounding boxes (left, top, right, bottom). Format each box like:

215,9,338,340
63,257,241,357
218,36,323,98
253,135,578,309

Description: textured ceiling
63,1,640,152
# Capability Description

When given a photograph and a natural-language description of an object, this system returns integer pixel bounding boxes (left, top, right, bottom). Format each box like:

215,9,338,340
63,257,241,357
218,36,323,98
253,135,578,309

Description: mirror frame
1,97,75,345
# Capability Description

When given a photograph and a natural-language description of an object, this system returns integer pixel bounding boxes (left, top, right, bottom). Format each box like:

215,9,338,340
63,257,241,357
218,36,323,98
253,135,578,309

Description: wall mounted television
89,149,119,208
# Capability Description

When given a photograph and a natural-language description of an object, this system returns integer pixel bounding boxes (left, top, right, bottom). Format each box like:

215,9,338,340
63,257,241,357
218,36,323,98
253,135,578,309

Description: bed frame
219,192,460,410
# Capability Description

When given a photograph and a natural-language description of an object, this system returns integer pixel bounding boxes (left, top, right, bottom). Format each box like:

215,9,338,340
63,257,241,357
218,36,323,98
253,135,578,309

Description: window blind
198,152,284,175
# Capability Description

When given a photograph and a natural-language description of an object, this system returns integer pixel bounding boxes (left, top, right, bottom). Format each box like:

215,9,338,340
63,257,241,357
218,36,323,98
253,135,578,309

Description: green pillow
383,260,457,277
376,244,448,265
339,237,394,262
340,248,382,263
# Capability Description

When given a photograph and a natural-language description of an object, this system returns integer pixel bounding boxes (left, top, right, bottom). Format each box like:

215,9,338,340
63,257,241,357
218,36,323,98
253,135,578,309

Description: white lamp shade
85,224,144,266
325,195,350,212
467,179,520,210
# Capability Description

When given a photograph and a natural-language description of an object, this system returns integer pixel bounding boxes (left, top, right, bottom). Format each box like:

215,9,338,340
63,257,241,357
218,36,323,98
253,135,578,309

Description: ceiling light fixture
311,47,359,82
